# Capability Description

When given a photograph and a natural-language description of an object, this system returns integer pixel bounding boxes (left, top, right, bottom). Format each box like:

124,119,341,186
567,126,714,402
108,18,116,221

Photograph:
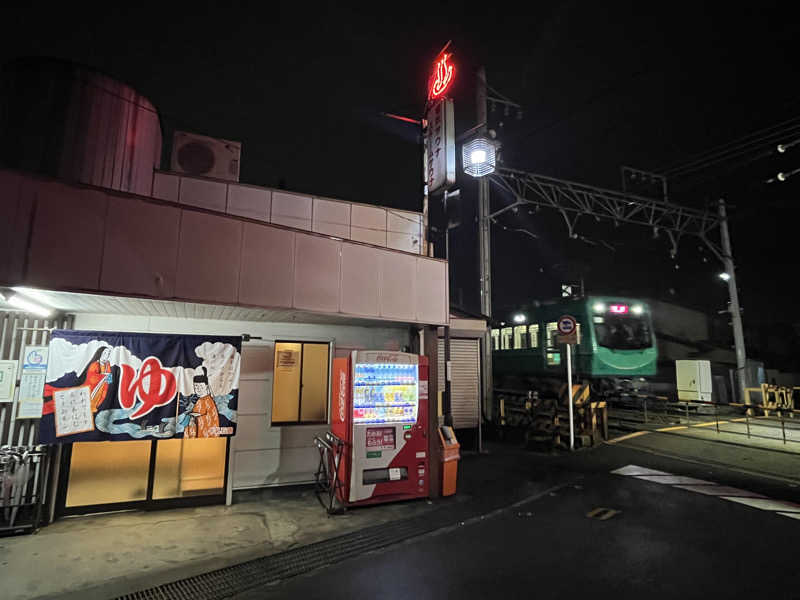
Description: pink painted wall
0,169,449,326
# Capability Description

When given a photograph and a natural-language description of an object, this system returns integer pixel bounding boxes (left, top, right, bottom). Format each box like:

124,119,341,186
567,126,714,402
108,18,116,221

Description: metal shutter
437,338,480,429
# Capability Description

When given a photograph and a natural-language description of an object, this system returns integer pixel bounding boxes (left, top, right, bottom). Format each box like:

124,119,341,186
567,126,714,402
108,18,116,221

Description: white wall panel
26,181,107,291
293,235,341,313
340,243,380,316
101,195,180,298
174,211,242,304
313,198,351,238
227,184,271,222
415,258,448,325
237,379,271,416
239,223,294,309
351,204,387,246
271,191,312,230
387,210,422,254
178,176,228,212
379,251,416,320
151,171,180,203
232,447,322,487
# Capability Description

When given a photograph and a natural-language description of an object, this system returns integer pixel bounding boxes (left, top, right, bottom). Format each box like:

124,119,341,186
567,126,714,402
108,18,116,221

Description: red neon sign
429,53,455,99
609,304,629,314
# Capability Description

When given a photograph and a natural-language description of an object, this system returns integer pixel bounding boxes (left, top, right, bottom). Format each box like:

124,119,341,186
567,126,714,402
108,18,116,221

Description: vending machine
331,351,429,506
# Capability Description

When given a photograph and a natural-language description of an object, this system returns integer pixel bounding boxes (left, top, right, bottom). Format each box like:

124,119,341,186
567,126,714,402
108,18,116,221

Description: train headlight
632,305,644,315
593,303,606,313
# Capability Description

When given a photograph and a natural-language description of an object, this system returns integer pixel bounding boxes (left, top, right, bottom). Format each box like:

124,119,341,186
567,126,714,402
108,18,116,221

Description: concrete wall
0,169,448,326
72,312,412,488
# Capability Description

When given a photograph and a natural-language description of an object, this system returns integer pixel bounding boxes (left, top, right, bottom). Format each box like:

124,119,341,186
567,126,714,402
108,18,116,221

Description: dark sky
2,2,799,338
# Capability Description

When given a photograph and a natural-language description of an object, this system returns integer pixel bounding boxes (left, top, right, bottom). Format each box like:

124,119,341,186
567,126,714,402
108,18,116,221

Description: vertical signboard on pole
425,98,456,196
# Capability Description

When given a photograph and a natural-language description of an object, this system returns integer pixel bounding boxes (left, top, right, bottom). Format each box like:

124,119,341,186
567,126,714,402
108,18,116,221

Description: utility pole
718,198,747,404
477,67,493,439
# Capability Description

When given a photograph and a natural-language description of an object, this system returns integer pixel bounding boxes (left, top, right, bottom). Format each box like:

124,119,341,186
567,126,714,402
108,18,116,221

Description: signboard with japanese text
0,360,16,402
17,346,49,419
39,330,241,443
424,97,456,195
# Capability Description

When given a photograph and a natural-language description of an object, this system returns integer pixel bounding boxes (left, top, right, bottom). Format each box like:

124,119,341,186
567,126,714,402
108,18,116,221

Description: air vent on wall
170,130,241,182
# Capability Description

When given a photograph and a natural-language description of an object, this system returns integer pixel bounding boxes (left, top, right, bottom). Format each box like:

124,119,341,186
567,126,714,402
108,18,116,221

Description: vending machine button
404,432,412,440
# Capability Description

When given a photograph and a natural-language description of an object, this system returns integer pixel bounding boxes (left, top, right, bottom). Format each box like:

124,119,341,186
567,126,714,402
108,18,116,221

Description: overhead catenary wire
657,118,800,177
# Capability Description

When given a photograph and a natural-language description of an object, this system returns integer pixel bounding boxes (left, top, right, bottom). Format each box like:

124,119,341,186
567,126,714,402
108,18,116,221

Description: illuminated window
491,329,500,351
545,322,560,366
500,327,513,350
528,324,540,348
272,341,330,425
513,325,528,349
546,322,559,349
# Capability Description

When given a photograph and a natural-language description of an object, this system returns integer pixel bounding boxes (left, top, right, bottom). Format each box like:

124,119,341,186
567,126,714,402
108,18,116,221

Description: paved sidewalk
1,444,568,600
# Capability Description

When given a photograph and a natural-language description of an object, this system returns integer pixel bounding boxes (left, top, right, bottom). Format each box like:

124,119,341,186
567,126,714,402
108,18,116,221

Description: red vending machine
331,351,429,506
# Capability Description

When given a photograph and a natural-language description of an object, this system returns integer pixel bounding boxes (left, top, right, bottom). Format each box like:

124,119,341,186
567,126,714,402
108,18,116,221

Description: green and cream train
492,296,657,393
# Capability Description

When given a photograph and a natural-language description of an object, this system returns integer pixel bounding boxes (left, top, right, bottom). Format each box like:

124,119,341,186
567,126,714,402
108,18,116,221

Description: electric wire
656,115,800,173
664,127,800,178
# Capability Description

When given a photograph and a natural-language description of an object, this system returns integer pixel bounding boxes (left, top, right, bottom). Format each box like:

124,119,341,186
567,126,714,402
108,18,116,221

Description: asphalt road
234,444,800,599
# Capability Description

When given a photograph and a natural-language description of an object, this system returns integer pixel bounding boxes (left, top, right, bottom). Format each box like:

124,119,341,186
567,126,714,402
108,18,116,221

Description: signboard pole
566,343,574,450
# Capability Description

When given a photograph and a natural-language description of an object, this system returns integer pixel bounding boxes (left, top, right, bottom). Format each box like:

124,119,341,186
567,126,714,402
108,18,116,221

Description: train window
513,325,528,349
545,322,559,349
501,327,513,350
491,329,500,351
594,315,652,350
528,324,540,348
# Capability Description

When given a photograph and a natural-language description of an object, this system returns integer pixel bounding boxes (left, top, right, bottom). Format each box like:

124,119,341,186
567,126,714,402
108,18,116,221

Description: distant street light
718,272,731,282
513,313,526,323
462,137,497,177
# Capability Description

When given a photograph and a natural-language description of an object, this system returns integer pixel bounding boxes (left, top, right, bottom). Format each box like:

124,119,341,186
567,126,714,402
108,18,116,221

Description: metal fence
0,311,73,534
609,395,800,449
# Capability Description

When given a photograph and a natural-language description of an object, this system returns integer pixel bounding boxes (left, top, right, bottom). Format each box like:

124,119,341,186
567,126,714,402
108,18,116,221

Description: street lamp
718,272,731,282
462,137,497,177
513,313,526,323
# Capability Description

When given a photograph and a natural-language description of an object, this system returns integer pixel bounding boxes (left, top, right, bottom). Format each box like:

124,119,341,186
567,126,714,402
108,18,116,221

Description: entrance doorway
56,437,229,516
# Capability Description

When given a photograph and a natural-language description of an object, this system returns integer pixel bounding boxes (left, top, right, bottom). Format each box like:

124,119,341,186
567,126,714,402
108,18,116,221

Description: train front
588,298,657,377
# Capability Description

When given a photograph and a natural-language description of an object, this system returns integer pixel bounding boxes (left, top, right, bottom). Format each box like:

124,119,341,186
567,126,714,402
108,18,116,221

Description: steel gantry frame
489,166,724,259
486,165,748,405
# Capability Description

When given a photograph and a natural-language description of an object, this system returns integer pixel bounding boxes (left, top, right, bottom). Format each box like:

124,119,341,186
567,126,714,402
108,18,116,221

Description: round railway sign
557,315,577,335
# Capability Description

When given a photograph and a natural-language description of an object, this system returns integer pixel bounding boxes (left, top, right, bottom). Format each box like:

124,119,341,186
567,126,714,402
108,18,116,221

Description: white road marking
777,512,800,520
672,485,766,498
720,497,800,513
612,464,800,521
634,475,714,486
610,465,669,477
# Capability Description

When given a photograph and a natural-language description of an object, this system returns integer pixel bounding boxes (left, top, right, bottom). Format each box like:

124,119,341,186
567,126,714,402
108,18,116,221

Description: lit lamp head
513,313,526,324
718,272,731,282
462,137,497,177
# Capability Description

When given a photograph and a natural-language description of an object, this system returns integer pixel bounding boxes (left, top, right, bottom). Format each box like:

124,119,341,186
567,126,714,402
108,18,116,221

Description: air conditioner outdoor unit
170,131,241,182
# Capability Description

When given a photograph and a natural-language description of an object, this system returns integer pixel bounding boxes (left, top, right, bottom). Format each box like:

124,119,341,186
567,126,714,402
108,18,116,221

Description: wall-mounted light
0,288,54,317
1,292,53,317
592,302,606,313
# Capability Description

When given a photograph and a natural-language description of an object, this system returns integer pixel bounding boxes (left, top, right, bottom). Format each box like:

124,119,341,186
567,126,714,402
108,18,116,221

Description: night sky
2,3,798,359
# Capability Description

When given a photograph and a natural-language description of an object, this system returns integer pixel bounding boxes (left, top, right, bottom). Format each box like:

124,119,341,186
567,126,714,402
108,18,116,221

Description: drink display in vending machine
331,351,429,506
